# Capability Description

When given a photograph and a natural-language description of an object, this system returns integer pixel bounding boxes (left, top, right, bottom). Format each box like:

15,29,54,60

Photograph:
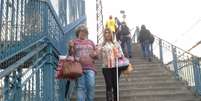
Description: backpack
148,31,154,43
120,25,130,36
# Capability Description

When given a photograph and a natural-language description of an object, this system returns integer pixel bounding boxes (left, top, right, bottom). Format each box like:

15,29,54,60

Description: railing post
58,80,66,101
49,44,55,101
192,57,201,95
42,3,55,101
43,2,48,35
0,0,4,38
171,45,179,79
159,39,164,64
3,76,9,101
31,69,35,101
36,67,41,101
16,68,22,101
43,43,54,101
10,71,16,100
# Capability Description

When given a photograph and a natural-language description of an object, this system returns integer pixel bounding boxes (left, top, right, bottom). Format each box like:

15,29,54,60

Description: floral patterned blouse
100,41,124,68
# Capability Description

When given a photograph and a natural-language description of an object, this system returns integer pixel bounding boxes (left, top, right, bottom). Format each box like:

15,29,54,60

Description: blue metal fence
0,0,86,101
152,35,201,95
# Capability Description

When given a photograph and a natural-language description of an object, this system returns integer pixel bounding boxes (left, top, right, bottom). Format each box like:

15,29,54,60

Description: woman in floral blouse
98,28,124,101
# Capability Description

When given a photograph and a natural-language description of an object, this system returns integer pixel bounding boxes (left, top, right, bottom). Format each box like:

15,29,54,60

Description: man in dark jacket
138,25,151,60
119,22,132,58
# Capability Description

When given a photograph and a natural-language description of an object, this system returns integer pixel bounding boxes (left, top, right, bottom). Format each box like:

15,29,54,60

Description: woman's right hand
95,45,102,54
69,40,74,47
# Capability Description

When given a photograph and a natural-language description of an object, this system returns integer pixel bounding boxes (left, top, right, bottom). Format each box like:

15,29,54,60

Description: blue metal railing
151,35,201,95
0,0,86,101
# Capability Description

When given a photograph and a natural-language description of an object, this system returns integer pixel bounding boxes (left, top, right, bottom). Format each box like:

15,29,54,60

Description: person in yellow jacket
105,16,116,33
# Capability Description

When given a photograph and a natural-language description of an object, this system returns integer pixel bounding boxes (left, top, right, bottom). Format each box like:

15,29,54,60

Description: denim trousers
76,69,95,101
120,36,132,57
141,41,151,58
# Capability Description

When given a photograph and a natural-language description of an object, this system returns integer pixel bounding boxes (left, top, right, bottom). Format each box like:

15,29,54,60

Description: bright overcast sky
51,0,201,56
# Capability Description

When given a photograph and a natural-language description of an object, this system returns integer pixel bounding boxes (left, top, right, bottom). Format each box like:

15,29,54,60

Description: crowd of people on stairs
62,15,155,101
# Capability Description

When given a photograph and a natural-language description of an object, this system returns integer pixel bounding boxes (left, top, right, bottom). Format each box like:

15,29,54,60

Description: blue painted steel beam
10,71,17,100
5,0,10,42
11,0,15,42
0,0,4,40
20,0,24,39
192,57,201,95
42,59,54,100
3,76,9,101
16,68,22,101
31,69,34,101
36,67,41,101
63,16,86,33
15,0,19,41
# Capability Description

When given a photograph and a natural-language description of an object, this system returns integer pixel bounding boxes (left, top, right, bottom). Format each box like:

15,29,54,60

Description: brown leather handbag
56,57,83,80
56,43,83,79
62,58,83,79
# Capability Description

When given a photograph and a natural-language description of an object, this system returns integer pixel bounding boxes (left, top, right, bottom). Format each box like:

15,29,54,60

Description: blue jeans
120,36,132,57
141,41,151,58
150,43,153,57
76,70,95,101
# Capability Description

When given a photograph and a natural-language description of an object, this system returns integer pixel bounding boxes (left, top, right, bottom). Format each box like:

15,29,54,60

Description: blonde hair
103,28,114,45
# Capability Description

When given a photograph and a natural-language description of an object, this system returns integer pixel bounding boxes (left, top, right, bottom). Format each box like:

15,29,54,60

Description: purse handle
68,42,77,61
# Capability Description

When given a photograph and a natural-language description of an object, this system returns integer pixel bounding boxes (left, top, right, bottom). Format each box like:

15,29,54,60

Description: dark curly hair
75,24,88,37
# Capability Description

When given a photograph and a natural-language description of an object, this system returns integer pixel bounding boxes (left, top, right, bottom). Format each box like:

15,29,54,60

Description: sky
86,0,201,57
51,0,201,57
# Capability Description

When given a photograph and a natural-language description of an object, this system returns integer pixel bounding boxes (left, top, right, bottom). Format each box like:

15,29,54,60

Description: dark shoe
106,91,113,101
148,58,152,62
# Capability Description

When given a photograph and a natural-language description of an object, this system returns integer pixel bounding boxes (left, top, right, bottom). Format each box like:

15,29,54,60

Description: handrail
153,35,197,58
64,16,86,34
133,30,200,90
0,44,47,79
150,33,201,95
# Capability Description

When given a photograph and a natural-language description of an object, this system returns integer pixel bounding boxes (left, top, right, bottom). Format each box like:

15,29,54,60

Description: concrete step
95,61,160,66
95,80,184,89
90,95,198,101
95,68,168,76
95,86,187,93
95,72,172,80
92,91,196,100
94,85,190,94
95,75,175,83
95,64,166,73
96,79,181,85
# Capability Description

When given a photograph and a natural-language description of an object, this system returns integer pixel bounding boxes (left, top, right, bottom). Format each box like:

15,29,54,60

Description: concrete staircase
94,43,200,101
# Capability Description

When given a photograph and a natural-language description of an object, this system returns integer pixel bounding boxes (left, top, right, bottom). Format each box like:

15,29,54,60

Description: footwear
148,58,152,62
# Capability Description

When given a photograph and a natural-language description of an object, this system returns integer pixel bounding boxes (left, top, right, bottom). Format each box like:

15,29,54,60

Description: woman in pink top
69,24,98,101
